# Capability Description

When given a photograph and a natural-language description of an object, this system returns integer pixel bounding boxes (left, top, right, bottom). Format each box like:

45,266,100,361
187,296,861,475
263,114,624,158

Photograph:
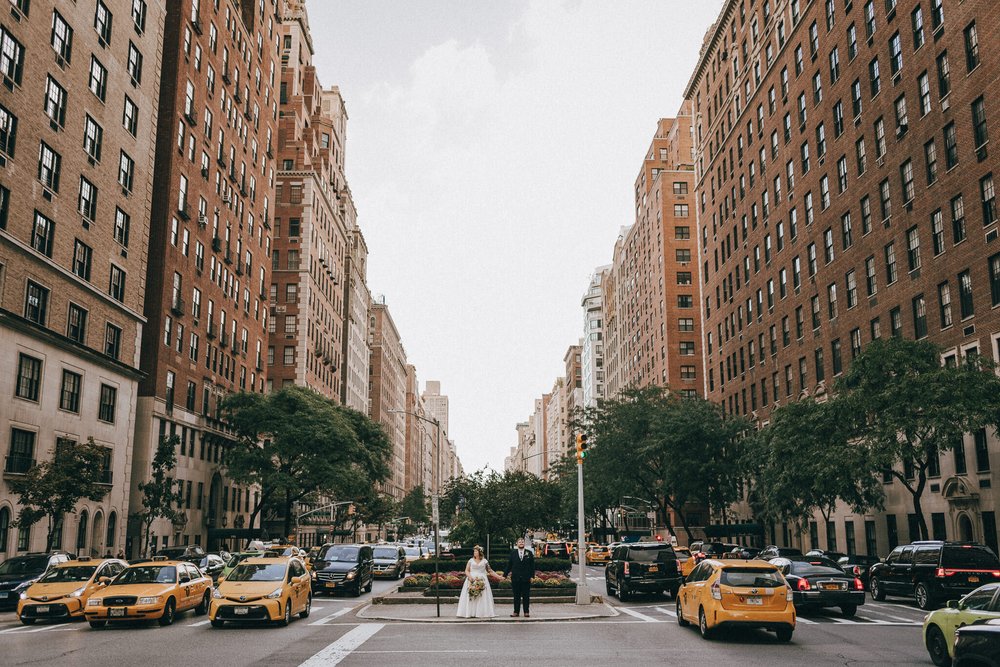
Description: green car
923,582,1000,666
220,551,264,580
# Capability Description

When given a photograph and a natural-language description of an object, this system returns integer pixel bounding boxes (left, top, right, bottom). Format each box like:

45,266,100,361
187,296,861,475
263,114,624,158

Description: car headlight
265,587,283,599
137,596,160,605
213,588,223,599
19,592,28,600
87,598,102,607
70,586,86,598
346,570,357,580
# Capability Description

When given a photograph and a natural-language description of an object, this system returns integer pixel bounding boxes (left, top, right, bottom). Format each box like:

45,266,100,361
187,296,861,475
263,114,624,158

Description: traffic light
346,503,356,516
575,433,589,463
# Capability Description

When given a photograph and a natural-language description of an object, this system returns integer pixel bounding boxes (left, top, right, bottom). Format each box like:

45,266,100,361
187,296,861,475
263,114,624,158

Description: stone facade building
0,0,167,557
368,298,407,501
582,267,609,408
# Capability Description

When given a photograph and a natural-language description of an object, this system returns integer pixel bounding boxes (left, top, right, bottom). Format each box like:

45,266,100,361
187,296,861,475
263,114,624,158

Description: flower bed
407,557,570,575
400,571,575,593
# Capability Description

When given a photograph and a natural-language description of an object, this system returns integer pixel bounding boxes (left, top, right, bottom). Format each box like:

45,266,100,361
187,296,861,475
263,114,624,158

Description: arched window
76,511,89,552
106,511,117,549
0,507,10,553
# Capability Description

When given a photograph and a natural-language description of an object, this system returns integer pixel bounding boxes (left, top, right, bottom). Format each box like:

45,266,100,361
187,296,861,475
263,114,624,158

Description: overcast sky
307,0,725,473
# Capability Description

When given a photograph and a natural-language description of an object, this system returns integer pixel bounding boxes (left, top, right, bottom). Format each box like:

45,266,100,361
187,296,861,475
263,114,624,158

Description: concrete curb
356,602,621,623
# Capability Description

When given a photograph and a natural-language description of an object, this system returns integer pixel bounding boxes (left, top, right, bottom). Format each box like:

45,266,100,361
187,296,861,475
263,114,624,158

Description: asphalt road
0,565,933,666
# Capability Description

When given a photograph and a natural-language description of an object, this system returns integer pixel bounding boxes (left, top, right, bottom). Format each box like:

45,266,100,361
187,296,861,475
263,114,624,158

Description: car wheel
618,578,630,602
676,597,689,627
18,617,35,626
915,583,935,610
925,624,952,667
88,620,107,629
299,594,311,619
840,604,857,618
278,599,291,626
605,578,614,596
698,607,712,639
775,626,793,643
870,577,886,601
210,618,225,628
365,576,373,593
157,598,176,626
195,591,210,615
351,584,362,598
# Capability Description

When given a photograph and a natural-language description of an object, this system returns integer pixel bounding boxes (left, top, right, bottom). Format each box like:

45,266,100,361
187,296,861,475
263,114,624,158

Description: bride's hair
473,545,484,557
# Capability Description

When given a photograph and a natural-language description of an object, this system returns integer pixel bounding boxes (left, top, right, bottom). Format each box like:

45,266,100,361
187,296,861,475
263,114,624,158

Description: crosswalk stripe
796,616,816,624
299,623,384,667
309,607,351,626
654,606,677,617
188,619,212,627
617,607,664,623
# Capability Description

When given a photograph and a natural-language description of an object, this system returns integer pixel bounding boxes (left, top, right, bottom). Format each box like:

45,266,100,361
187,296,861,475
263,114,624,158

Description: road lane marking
188,619,212,627
351,650,488,654
795,617,816,624
298,623,384,667
309,607,351,626
617,607,664,623
654,606,677,617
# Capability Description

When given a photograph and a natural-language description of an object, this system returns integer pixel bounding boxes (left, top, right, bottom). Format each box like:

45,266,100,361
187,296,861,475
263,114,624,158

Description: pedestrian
505,537,534,618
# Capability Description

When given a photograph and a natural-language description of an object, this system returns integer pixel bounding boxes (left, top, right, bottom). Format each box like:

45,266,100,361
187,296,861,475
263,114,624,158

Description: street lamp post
389,409,442,618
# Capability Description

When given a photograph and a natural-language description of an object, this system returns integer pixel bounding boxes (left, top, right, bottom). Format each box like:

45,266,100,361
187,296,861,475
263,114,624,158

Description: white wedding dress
456,558,495,618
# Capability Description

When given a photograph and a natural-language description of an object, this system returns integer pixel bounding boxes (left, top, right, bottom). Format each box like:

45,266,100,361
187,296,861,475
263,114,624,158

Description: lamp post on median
389,409,442,618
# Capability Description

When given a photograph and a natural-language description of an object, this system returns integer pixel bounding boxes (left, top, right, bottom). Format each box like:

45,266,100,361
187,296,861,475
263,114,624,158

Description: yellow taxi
84,557,212,628
586,545,611,565
676,559,795,642
209,555,311,627
17,557,128,624
674,547,696,577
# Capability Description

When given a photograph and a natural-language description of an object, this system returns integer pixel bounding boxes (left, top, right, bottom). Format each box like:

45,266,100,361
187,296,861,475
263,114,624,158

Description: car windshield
721,568,784,588
943,546,1000,569
111,566,176,585
704,543,738,553
403,547,420,557
227,563,286,582
789,562,845,577
0,556,50,575
373,548,399,559
39,566,97,583
319,546,359,562
627,548,675,562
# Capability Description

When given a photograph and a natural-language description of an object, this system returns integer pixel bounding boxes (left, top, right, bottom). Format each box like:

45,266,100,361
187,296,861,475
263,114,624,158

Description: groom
506,537,534,617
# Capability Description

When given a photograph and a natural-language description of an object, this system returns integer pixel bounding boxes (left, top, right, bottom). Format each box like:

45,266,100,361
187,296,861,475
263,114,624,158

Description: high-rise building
604,109,701,397
0,0,166,556
421,380,449,435
687,0,1000,554
404,365,434,493
131,0,280,554
268,1,350,400
340,219,371,412
582,267,610,407
562,342,583,444
368,297,407,500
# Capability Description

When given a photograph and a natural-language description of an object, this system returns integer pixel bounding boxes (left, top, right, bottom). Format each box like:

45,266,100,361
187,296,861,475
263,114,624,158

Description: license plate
325,582,337,588
969,576,980,583
746,597,763,605
109,607,125,617
0,592,7,599
822,583,841,590
234,607,249,615
36,606,50,614
648,565,658,573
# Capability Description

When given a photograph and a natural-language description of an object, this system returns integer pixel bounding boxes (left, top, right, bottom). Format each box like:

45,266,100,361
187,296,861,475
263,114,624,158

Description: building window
114,208,131,247
24,280,49,325
823,228,835,264
94,1,113,44
918,72,931,117
127,41,142,84
924,140,938,185
959,270,974,318
937,51,951,100
989,253,1000,307
972,97,989,150
869,57,881,97
879,179,892,221
676,249,691,262
283,346,294,365
889,32,902,75
118,151,134,191
98,384,117,423
912,294,927,338
975,429,991,472
828,283,839,319
846,270,858,308
31,211,55,257
0,103,16,158
83,115,103,162
865,256,877,296
939,281,953,328
78,177,98,222
890,307,902,337
673,204,690,218
964,22,979,72
72,239,92,280
108,265,126,302
952,194,967,243
60,370,82,413
679,341,696,356
906,226,921,271
88,56,107,101
0,26,25,85
811,295,821,329
874,117,886,158
104,323,121,359
67,303,87,343
982,174,997,227
885,242,898,284
51,11,73,62
894,95,909,133
37,142,61,191
6,429,35,474
15,353,42,401
43,76,67,127
123,95,138,136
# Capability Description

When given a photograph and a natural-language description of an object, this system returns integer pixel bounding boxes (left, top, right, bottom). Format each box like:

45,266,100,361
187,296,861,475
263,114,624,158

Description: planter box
422,587,574,598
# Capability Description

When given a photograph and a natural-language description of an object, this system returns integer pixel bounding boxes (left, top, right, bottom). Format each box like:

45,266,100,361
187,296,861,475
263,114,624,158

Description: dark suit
506,548,534,614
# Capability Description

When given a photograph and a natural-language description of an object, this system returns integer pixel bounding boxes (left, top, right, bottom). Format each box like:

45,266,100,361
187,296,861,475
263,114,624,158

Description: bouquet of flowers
467,577,486,599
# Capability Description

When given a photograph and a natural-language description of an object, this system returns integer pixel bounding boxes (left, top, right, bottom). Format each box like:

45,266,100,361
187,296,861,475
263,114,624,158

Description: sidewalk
358,601,619,623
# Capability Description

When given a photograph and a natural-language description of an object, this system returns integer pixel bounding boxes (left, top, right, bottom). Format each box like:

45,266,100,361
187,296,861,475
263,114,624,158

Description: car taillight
796,578,811,591
936,568,949,578
711,582,721,600
852,565,861,577
993,571,1000,578
853,577,864,591
786,588,794,601
623,562,630,576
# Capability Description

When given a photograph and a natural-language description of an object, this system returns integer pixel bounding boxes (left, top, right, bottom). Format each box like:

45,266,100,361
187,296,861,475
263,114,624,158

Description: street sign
431,497,439,524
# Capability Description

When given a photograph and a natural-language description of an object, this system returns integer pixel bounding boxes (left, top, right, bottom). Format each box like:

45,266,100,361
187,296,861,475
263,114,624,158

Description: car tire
925,624,952,667
915,583,935,610
18,617,35,626
351,584,361,598
870,577,886,601
698,607,712,639
605,578,614,596
365,577,373,593
300,595,311,619
676,597,689,627
158,598,176,626
775,626,793,643
840,604,857,618
88,620,107,629
210,619,225,628
195,591,210,616
278,599,291,627
618,578,630,602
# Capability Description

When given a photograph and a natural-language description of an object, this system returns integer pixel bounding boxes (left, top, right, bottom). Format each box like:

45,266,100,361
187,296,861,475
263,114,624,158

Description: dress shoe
510,613,519,617
524,613,530,617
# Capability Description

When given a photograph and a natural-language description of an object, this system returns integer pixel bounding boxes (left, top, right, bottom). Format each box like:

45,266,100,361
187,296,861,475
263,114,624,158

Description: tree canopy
443,469,560,547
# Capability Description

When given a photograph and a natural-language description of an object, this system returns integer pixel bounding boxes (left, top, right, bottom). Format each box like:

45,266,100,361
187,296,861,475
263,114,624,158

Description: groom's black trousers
511,579,530,614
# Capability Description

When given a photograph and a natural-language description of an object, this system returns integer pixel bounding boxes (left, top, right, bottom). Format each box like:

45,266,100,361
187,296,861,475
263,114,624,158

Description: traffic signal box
575,433,589,463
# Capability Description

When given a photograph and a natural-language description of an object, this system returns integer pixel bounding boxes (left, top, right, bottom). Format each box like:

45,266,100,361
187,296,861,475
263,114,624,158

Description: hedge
408,557,570,575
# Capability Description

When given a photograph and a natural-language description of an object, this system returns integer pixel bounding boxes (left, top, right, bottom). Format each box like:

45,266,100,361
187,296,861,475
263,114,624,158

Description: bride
456,545,497,618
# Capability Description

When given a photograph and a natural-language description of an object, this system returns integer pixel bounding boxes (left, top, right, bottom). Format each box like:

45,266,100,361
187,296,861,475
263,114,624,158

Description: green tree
10,438,110,552
398,485,429,526
222,385,392,537
833,336,1000,540
357,492,396,540
443,469,560,547
135,435,185,557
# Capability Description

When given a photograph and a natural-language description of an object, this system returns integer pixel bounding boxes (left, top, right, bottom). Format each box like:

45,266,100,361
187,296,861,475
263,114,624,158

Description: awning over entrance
703,523,764,538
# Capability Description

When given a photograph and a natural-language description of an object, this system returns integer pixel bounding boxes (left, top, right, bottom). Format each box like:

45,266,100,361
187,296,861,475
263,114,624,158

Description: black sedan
954,618,1000,666
770,556,866,617
837,554,881,590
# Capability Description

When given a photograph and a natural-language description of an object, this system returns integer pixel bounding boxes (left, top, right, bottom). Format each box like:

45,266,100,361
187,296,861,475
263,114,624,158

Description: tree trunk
46,516,55,553
283,488,293,540
911,469,930,540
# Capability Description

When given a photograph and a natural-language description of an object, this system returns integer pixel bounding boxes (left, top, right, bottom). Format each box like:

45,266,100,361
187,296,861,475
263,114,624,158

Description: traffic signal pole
575,433,590,605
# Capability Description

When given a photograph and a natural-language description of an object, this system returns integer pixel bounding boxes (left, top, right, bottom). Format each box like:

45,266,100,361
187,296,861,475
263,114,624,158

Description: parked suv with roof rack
868,541,1000,610
605,542,682,601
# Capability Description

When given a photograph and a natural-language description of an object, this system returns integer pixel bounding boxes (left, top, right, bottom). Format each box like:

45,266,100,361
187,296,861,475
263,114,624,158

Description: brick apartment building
341,211,371,413
581,266,610,408
368,298,407,501
130,0,280,554
603,108,702,398
688,0,1000,554
0,0,166,556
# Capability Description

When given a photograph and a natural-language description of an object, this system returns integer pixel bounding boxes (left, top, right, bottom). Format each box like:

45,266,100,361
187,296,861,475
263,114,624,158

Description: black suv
758,545,804,560
0,552,72,610
869,541,1000,610
605,542,682,601
312,544,374,597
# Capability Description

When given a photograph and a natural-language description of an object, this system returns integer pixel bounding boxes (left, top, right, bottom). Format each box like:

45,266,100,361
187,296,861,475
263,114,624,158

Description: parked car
923,583,1000,666
311,544,373,597
372,545,407,579
543,542,572,558
869,541,1000,610
0,552,73,611
402,545,427,565
758,545,804,560
676,558,795,642
16,557,127,624
605,542,682,601
954,618,1000,667
837,554,881,590
770,556,865,617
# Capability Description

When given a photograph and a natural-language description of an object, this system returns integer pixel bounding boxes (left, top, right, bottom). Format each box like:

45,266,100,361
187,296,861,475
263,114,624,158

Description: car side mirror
946,599,959,609
217,576,225,583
